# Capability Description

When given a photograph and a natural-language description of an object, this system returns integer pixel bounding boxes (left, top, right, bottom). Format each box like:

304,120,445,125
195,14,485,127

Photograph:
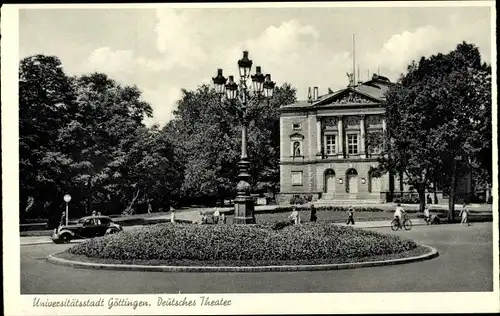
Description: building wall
279,109,390,204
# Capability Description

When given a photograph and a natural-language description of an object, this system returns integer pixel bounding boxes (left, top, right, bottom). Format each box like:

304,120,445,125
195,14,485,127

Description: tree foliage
375,42,491,217
19,54,296,223
165,83,297,205
19,55,182,225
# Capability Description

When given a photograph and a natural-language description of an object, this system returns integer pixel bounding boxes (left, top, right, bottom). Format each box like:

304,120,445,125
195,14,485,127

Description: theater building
278,74,403,204
278,72,484,205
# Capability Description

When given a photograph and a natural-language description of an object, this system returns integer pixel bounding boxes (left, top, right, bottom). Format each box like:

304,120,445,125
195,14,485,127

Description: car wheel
60,233,72,244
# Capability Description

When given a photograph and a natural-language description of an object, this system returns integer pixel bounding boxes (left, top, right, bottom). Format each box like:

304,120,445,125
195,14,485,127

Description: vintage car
51,215,122,244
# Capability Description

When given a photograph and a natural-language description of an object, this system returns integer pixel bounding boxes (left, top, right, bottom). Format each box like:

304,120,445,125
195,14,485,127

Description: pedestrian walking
424,205,431,225
213,208,220,224
289,206,301,224
460,203,470,226
346,205,355,225
220,213,226,224
170,209,176,223
310,204,317,222
59,212,66,227
91,210,98,224
427,194,432,205
201,212,207,225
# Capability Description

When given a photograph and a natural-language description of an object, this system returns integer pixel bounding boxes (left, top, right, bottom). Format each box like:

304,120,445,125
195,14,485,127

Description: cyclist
394,203,407,228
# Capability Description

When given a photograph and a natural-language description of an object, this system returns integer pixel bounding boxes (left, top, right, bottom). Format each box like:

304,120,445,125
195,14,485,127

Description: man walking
310,204,317,222
346,205,355,225
424,205,431,225
460,203,470,226
213,208,220,224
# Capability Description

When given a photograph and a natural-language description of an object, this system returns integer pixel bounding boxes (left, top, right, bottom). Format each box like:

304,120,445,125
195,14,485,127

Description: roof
282,100,313,108
280,74,393,110
79,215,112,221
353,83,388,100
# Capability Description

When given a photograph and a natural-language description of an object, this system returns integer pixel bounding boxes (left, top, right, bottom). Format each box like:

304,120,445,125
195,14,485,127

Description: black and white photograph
2,1,498,315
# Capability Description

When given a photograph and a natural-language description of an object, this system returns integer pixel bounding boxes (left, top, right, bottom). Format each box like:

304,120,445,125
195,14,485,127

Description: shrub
272,220,294,230
290,194,312,205
276,205,384,213
68,222,418,264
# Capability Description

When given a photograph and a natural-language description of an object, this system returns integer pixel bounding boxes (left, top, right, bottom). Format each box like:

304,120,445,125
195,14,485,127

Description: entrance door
371,176,381,193
324,169,336,194
346,169,358,193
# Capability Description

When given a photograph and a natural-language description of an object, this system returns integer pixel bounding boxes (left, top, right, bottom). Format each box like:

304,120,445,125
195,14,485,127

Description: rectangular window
347,134,358,154
291,171,303,186
325,135,336,155
292,123,301,130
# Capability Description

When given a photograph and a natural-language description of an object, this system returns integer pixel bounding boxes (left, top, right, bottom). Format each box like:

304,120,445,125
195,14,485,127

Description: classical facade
278,74,403,204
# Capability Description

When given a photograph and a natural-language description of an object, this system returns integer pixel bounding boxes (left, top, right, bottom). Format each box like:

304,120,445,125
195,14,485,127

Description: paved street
21,222,493,294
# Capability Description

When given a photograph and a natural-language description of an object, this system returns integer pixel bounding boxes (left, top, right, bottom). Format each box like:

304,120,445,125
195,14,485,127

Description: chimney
307,87,312,103
313,87,319,101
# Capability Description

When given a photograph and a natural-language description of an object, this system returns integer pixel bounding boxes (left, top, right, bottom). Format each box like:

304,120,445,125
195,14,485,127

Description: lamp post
63,194,71,226
212,51,275,224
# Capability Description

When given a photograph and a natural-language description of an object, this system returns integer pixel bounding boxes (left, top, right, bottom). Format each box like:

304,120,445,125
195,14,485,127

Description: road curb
46,245,439,273
21,240,83,246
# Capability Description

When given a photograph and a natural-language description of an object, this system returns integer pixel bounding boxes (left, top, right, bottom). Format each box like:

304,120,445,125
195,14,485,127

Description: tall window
325,135,336,155
347,134,358,154
291,171,303,186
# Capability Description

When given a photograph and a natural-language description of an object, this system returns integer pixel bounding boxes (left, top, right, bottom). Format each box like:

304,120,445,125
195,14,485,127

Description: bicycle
391,217,412,231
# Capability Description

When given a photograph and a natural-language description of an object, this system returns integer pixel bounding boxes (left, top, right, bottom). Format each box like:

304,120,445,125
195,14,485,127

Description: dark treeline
19,55,296,226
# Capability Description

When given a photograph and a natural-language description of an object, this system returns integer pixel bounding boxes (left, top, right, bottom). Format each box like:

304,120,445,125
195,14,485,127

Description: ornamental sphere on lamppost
212,51,275,224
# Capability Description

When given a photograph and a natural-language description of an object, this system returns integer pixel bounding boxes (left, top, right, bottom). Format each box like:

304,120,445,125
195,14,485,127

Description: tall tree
57,73,154,214
376,42,491,219
166,82,296,205
19,55,76,221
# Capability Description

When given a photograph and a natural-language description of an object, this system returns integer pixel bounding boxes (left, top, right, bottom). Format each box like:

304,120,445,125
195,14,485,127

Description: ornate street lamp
212,51,275,224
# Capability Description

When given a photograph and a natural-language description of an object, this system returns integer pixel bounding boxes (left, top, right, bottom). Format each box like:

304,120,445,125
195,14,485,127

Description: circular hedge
67,223,420,266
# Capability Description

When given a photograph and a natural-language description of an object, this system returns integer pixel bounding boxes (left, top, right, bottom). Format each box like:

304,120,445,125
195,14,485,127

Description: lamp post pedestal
233,159,256,224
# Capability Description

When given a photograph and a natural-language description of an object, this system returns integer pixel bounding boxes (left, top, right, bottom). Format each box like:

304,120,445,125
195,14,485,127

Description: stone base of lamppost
232,159,255,224
233,195,256,224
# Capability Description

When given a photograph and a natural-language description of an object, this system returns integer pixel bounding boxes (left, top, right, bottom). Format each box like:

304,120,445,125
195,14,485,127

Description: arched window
290,133,304,157
293,141,301,157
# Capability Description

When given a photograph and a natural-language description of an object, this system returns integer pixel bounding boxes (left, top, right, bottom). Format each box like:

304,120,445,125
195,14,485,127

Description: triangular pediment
313,87,381,106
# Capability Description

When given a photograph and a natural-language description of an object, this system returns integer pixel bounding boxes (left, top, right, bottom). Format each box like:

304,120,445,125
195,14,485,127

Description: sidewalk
334,219,428,228
20,236,83,246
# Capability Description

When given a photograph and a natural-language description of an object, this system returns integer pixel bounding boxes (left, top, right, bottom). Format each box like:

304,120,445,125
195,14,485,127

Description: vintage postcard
2,1,498,315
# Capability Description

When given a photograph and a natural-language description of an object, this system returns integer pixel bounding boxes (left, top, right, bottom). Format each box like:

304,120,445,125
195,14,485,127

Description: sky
19,4,493,127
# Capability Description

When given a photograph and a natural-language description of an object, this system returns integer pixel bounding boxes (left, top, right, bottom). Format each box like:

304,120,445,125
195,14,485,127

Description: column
360,115,366,158
316,118,322,156
382,117,387,151
337,116,344,158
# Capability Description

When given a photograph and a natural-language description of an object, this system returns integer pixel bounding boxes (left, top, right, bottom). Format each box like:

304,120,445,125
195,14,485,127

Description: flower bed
67,223,420,266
